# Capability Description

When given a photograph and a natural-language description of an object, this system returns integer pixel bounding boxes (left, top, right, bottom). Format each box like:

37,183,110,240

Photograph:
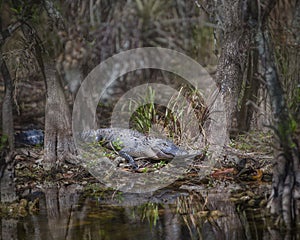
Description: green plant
128,86,158,133
153,160,166,169
136,202,160,228
127,84,207,146
165,85,207,144
111,137,123,151
0,135,8,152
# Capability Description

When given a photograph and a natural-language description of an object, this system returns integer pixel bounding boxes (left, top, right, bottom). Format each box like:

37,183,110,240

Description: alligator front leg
119,150,138,170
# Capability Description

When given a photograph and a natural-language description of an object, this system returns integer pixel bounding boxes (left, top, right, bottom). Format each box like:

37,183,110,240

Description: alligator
15,128,192,169
15,129,44,146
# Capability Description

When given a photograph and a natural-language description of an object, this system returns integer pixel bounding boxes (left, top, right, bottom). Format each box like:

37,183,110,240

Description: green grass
128,85,206,146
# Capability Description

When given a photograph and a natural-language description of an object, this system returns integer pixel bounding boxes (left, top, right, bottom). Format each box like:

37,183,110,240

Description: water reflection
2,184,299,240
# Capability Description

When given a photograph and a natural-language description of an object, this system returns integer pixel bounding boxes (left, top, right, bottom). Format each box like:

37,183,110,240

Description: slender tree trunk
0,58,17,203
257,23,300,230
1,58,14,151
212,0,252,137
0,17,16,151
0,17,18,203
246,0,300,228
237,49,260,131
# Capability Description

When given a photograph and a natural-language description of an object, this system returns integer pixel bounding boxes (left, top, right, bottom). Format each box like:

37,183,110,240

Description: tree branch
0,21,22,44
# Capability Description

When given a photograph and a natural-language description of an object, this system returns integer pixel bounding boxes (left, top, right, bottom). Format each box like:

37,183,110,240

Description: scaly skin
16,128,190,169
81,128,189,169
15,129,44,146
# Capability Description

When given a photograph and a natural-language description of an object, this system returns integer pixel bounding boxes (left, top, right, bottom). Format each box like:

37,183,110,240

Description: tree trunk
237,48,260,132
1,59,14,151
0,22,17,202
247,0,300,229
257,24,300,230
212,0,252,137
39,1,79,169
43,66,78,170
0,59,17,203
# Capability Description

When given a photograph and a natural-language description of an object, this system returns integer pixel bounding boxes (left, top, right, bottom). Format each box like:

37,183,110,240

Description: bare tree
257,26,299,229
255,0,300,228
0,18,23,203
200,0,300,227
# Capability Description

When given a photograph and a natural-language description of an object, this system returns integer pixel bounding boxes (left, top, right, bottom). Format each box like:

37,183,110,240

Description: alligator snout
152,139,188,159
161,146,188,157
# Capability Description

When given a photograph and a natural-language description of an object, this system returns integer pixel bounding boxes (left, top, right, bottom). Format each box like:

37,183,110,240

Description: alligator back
15,128,189,159
96,128,144,147
80,128,187,159
15,129,44,146
99,128,167,158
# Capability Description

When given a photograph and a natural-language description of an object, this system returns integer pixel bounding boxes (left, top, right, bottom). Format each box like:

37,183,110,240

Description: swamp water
2,181,295,240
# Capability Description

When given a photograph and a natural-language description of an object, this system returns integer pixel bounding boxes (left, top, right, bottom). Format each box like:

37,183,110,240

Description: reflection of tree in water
44,184,82,240
176,190,246,239
7,186,300,239
18,187,186,239
16,184,83,240
175,189,300,240
1,219,18,240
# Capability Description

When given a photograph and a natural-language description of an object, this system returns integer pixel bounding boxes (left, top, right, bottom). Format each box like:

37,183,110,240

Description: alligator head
149,138,188,160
